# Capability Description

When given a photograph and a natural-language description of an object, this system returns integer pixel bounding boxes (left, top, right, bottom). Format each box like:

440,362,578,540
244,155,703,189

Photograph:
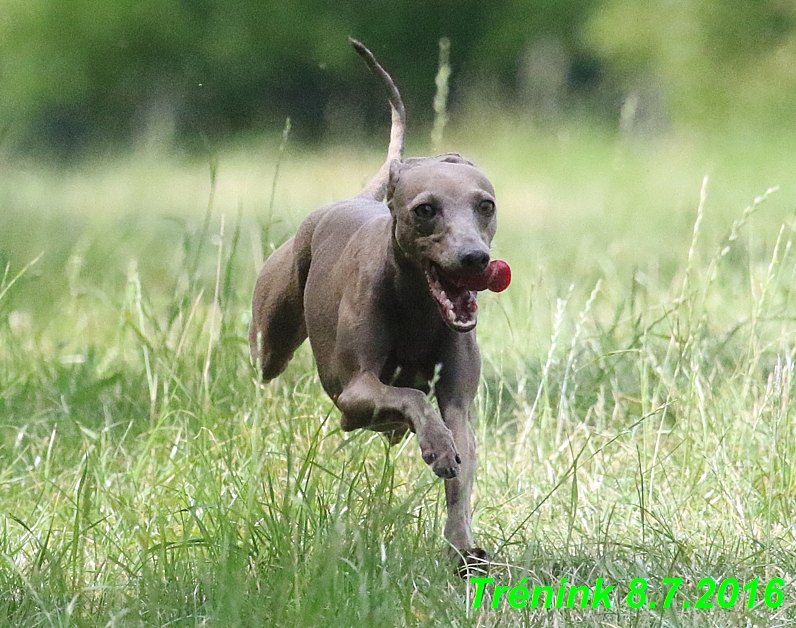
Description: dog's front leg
437,402,477,553
438,399,491,572
436,338,488,569
336,372,461,479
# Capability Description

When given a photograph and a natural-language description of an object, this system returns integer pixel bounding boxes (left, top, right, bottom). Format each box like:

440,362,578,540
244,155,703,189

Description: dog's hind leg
250,237,307,380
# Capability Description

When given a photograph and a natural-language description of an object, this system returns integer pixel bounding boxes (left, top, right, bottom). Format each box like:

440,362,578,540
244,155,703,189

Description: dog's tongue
446,260,511,293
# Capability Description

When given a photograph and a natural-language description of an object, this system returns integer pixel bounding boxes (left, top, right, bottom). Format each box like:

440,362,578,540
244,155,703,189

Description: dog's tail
349,38,406,202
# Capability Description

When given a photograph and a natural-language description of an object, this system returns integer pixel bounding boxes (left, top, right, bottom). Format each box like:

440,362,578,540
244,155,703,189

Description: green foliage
2,0,795,153
0,0,506,150
586,0,796,128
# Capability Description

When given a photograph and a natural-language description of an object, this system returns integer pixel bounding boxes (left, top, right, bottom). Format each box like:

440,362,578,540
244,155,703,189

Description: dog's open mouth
424,264,478,332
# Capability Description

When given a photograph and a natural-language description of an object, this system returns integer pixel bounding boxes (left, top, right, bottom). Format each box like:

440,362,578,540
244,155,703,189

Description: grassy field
2,119,796,626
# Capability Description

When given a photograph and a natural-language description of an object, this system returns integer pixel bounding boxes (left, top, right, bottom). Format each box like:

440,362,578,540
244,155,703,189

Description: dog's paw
454,547,490,579
430,453,460,479
419,427,460,478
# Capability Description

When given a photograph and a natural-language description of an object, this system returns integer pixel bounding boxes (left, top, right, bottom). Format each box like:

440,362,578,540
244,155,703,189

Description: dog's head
386,154,498,332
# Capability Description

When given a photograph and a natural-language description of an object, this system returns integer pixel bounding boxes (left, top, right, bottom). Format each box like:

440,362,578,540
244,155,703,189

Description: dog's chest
392,327,440,360
380,316,448,385
375,267,454,385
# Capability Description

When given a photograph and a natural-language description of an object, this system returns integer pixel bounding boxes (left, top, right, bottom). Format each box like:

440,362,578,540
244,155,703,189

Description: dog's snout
460,249,490,274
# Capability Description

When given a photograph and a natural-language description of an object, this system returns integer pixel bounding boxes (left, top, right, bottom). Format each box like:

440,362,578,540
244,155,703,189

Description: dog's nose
460,249,490,274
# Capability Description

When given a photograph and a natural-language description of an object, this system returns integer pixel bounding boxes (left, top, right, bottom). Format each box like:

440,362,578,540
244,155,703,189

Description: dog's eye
413,203,437,220
477,200,496,217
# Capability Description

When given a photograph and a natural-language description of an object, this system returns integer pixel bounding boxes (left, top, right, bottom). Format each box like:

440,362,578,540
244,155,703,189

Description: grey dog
250,39,500,570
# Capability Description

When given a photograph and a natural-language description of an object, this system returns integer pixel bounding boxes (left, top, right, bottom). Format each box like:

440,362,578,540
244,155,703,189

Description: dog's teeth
447,309,456,322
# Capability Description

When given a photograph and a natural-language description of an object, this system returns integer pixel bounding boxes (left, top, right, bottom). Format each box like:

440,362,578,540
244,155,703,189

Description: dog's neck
384,230,439,317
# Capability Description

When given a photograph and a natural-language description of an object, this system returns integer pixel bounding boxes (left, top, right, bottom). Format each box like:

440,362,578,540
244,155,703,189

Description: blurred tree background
1,0,794,155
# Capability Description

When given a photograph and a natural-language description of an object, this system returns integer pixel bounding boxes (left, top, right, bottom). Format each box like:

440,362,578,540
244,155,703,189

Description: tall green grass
2,123,796,626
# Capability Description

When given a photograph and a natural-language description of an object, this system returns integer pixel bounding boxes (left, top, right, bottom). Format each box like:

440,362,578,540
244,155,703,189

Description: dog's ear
386,154,477,210
402,153,476,168
435,152,476,167
385,159,402,211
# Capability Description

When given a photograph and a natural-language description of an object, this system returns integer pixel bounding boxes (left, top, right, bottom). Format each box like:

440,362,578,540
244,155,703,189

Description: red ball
486,260,511,293
450,259,512,292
